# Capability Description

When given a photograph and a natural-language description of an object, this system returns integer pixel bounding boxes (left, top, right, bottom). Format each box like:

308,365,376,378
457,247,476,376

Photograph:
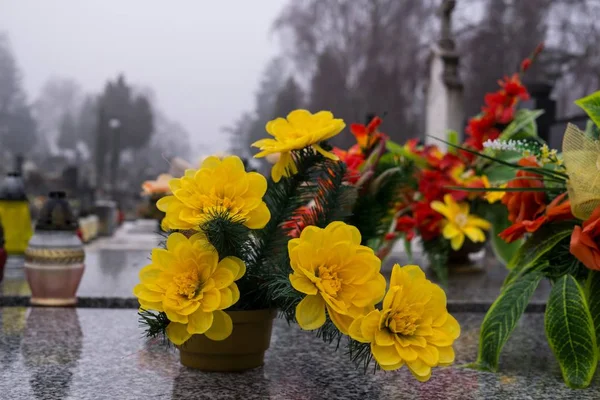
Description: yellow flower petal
218,287,233,310
230,283,240,305
407,359,432,382
437,346,455,366
463,226,486,243
296,294,326,330
204,310,233,341
372,344,402,366
166,322,192,345
210,268,235,290
442,223,461,239
244,202,271,229
290,273,318,295
416,345,440,367
360,310,381,342
165,308,189,324
217,256,246,281
201,288,221,312
313,143,339,160
186,310,214,334
375,329,395,346
394,342,419,361
348,316,368,342
327,306,354,335
450,234,465,250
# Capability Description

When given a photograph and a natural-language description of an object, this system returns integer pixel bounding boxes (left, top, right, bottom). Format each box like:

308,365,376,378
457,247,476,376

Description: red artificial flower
501,157,547,224
521,58,532,72
499,74,530,102
350,116,387,150
395,215,417,241
413,201,443,241
333,145,365,184
571,205,600,271
499,193,573,243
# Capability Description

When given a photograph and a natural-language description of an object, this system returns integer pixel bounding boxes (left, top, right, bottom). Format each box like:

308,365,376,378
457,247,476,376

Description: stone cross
425,0,464,150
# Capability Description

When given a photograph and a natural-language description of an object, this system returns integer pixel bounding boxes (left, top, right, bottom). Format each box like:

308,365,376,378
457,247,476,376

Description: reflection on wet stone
0,307,27,368
21,308,82,400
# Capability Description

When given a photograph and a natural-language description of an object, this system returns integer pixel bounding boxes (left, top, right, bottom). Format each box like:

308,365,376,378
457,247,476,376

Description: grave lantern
24,191,85,306
0,172,33,254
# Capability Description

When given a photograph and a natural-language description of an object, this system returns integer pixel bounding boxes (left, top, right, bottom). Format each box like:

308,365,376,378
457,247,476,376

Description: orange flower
501,157,546,224
500,193,573,243
350,116,387,150
571,205,600,271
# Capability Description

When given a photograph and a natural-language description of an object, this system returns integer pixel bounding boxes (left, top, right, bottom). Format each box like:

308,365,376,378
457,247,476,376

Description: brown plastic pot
177,309,277,372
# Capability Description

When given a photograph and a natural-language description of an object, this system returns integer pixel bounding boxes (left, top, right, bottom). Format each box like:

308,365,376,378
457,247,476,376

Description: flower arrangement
133,109,459,380
342,46,545,282
139,173,173,221
464,90,600,389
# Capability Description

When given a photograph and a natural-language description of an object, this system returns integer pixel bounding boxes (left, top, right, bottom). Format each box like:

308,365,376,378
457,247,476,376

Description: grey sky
0,0,285,156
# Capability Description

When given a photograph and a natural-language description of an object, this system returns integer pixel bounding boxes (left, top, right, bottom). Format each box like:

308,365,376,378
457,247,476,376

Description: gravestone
425,0,464,150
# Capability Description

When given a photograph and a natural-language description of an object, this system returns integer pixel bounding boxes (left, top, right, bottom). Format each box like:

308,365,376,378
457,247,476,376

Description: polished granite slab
0,307,597,399
0,250,549,309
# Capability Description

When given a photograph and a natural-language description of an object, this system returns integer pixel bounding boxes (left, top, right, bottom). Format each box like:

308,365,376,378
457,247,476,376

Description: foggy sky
0,0,285,157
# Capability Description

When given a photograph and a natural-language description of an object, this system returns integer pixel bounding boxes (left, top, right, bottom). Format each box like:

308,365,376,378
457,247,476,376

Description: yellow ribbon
562,123,600,220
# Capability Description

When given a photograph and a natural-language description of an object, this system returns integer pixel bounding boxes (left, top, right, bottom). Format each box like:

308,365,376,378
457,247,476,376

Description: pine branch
138,309,169,341
200,209,251,260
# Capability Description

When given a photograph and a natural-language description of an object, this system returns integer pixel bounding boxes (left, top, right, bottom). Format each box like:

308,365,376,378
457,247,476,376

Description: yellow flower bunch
157,155,270,231
133,232,245,345
431,194,491,250
252,109,346,182
349,264,460,381
289,221,386,334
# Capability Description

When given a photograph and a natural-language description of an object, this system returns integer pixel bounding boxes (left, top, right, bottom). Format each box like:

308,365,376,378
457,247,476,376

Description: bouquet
365,47,544,282
133,109,460,381
467,90,600,388
140,173,173,221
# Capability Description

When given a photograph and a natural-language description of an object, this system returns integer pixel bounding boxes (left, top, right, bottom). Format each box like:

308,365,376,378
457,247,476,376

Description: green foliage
499,109,544,141
483,203,522,266
584,119,600,140
348,339,377,373
504,222,575,285
471,271,543,371
348,152,409,250
138,309,170,341
585,271,600,347
575,90,600,129
545,275,598,389
200,210,251,260
422,237,450,284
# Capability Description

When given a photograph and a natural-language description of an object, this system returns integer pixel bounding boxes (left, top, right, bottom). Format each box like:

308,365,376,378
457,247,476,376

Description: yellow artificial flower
349,264,460,382
157,155,270,231
430,194,491,251
133,232,246,345
485,181,507,204
289,221,386,334
252,109,346,182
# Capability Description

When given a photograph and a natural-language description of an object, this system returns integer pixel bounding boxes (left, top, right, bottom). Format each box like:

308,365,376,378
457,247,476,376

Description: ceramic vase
24,192,85,306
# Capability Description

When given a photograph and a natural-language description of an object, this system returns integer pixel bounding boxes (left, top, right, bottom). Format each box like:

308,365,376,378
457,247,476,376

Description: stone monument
425,0,464,150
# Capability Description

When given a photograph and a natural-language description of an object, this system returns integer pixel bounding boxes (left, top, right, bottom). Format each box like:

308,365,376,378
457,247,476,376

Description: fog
0,0,285,154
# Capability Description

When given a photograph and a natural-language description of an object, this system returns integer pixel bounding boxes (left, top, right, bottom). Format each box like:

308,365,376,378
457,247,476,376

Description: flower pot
447,237,487,273
177,309,277,372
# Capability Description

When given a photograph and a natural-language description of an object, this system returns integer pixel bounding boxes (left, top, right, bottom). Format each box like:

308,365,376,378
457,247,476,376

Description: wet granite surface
1,249,549,308
1,307,598,400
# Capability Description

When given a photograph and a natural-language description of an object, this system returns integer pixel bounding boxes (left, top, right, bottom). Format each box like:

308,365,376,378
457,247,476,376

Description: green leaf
545,275,598,389
575,91,600,129
585,270,600,347
486,206,522,266
447,130,459,154
499,109,544,141
473,271,543,371
385,140,404,154
584,119,600,140
505,222,575,284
